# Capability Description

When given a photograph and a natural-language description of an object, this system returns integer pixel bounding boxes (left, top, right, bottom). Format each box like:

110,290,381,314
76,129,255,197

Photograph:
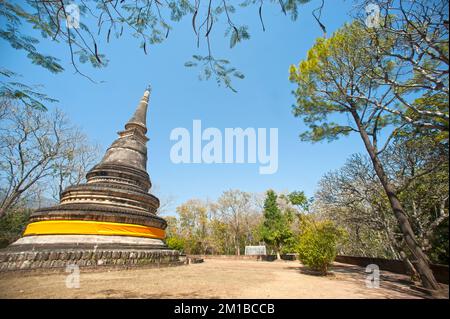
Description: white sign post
245,246,267,256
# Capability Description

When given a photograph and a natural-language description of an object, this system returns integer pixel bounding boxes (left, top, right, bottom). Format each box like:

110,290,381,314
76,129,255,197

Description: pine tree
260,190,293,260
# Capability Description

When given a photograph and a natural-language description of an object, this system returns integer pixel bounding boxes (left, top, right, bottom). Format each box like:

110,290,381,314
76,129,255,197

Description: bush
0,209,31,248
297,220,346,275
165,236,185,252
280,235,299,255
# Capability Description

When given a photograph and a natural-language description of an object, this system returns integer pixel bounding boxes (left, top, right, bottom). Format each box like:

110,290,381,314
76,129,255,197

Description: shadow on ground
286,262,437,299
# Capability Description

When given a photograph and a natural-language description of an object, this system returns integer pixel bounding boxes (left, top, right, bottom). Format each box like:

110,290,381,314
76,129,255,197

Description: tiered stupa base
0,243,182,272
0,227,183,272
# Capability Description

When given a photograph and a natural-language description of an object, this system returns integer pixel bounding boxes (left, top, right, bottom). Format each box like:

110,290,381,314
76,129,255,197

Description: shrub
297,220,346,275
280,235,299,255
0,209,31,248
165,236,185,252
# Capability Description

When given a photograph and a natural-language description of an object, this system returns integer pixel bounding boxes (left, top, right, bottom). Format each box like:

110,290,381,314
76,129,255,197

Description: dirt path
0,259,443,298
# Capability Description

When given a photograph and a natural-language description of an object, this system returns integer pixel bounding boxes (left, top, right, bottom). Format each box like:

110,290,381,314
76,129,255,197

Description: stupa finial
125,88,151,133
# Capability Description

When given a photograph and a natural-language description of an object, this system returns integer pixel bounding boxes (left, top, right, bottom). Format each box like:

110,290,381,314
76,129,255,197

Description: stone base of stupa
0,235,183,272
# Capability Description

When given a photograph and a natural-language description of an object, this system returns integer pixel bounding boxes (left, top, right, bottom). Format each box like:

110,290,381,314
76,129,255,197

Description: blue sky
1,1,367,212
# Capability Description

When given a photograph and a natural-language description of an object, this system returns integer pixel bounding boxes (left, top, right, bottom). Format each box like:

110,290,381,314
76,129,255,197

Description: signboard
244,245,267,256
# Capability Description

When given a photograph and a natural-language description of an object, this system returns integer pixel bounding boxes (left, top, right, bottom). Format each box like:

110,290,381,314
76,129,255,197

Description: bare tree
315,154,406,259
315,136,448,268
215,189,258,256
151,184,177,216
0,100,97,217
176,198,211,254
50,133,100,200
353,0,449,132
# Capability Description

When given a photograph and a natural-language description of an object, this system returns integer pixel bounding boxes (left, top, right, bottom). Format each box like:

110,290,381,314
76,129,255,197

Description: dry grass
0,259,445,299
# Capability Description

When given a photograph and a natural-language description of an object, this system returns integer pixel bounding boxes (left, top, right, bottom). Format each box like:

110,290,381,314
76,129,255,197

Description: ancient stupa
0,87,180,271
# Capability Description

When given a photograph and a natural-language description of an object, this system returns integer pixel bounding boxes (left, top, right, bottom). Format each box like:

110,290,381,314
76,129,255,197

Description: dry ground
0,259,446,299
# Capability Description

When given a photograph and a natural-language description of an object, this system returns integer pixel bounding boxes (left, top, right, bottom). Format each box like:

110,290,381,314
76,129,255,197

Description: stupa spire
125,85,151,133
96,88,152,172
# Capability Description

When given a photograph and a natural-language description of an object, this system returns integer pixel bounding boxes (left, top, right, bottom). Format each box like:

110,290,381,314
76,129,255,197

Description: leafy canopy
290,14,448,144
289,21,396,142
259,190,294,254
1,0,319,109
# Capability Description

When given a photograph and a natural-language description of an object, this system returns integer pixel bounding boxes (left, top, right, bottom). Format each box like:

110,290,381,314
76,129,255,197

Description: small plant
165,236,185,252
297,219,346,275
0,208,31,248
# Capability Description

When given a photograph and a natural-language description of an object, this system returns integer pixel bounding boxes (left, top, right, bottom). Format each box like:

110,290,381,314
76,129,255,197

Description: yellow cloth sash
23,220,165,239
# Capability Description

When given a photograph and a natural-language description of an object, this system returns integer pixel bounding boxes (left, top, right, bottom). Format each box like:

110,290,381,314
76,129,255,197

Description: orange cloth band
23,220,165,239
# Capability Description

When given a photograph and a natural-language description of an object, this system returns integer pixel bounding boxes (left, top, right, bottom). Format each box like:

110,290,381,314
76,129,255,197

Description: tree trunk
0,191,21,219
276,251,281,260
386,230,420,280
399,250,420,282
352,111,440,290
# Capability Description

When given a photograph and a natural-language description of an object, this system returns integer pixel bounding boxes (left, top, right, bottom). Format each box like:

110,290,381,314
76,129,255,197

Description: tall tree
315,154,402,259
288,190,310,213
259,190,294,259
289,18,446,289
315,135,449,265
215,189,256,255
176,199,210,254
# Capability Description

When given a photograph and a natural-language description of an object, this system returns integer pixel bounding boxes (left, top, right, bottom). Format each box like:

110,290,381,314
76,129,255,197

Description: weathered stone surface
112,251,121,259
16,252,26,262
75,251,83,260
82,251,93,260
49,251,59,260
38,251,50,261
116,259,124,265
0,248,180,272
